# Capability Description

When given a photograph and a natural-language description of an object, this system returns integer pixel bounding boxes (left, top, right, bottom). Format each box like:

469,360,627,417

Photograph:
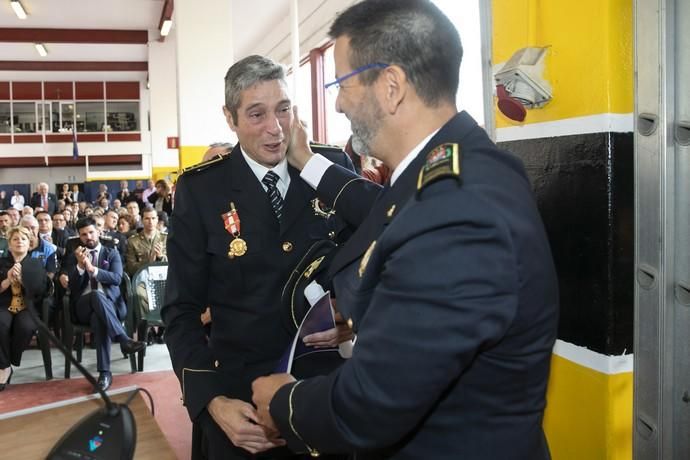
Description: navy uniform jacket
162,144,353,423
269,111,559,459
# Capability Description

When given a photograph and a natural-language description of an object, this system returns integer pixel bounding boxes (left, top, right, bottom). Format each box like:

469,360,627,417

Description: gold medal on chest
228,237,247,258
222,202,247,259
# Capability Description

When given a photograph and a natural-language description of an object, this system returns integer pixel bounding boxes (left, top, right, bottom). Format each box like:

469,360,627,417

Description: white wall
175,0,235,147
149,29,180,169
0,165,85,187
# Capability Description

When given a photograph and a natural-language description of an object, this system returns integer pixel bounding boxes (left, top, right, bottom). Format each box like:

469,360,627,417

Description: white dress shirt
241,148,291,197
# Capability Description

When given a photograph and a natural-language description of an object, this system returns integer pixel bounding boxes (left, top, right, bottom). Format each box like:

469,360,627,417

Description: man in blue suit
252,1,559,459
63,217,145,391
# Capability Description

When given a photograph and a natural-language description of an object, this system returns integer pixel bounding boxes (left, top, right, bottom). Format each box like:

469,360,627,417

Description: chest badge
311,198,335,218
221,202,247,258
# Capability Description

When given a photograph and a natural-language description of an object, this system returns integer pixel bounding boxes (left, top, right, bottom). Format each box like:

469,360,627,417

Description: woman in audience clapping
0,226,48,391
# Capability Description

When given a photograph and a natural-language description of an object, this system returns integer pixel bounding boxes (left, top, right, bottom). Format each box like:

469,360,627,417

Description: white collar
390,128,440,185
240,147,290,193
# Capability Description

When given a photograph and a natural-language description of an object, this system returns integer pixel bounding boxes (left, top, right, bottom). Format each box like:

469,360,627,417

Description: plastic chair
62,272,136,378
127,262,167,371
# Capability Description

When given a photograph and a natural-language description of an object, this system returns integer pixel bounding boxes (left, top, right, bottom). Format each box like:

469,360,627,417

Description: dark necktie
262,171,284,222
90,250,98,289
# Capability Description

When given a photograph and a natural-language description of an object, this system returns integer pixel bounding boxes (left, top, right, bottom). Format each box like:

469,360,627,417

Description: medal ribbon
222,203,241,237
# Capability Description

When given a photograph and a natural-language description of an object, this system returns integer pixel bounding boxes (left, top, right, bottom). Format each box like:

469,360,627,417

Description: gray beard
350,132,370,157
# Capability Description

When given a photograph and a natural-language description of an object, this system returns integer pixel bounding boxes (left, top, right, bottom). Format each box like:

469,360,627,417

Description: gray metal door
634,0,690,458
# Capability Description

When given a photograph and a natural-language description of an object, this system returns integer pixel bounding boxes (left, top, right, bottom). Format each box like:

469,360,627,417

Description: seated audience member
147,180,173,215
77,201,88,218
59,217,145,391
104,210,128,257
20,215,57,280
30,182,57,214
0,226,49,391
126,201,143,230
36,210,68,265
98,197,110,211
22,206,34,217
117,213,137,238
112,198,122,210
53,211,76,238
6,207,20,226
141,179,156,205
59,183,73,204
0,211,9,258
71,184,83,204
157,211,169,234
0,190,9,211
95,184,110,203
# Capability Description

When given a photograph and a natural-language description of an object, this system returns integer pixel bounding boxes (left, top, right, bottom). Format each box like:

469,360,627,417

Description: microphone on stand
22,261,136,460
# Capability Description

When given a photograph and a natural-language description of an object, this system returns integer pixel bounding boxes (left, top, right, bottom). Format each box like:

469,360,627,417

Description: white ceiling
0,0,289,63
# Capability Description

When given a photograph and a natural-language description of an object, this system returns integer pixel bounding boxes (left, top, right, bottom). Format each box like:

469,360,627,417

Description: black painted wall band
498,132,634,355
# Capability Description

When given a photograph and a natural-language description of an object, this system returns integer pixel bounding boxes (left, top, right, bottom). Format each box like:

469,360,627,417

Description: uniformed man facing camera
162,55,354,459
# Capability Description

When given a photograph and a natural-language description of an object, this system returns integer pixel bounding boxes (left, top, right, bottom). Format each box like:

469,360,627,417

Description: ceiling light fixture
158,0,173,40
11,0,27,19
34,43,47,57
160,19,173,37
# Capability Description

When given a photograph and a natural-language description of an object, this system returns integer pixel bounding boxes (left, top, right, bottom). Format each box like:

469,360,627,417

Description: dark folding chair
62,272,136,378
127,262,167,372
33,287,54,380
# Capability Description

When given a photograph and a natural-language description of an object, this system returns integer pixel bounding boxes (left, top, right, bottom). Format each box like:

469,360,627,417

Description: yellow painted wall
179,145,208,170
543,354,632,460
492,0,633,126
152,166,179,183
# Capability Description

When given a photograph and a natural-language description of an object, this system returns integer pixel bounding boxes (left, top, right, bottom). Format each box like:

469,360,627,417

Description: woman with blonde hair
0,226,48,390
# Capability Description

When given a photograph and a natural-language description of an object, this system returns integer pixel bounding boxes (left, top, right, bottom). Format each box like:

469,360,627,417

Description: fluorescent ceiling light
34,43,47,57
11,0,27,19
160,19,172,37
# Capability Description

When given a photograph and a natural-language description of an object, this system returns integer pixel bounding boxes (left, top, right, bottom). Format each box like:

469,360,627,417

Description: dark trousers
0,308,37,368
74,291,126,373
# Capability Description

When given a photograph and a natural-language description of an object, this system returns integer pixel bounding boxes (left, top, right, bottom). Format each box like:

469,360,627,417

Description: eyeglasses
324,62,390,93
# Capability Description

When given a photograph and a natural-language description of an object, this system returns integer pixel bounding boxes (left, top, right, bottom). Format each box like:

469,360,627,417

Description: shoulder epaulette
310,141,344,153
417,143,462,191
179,152,231,177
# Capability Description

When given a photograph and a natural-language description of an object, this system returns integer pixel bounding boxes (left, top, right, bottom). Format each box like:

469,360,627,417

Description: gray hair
329,0,462,107
209,142,234,150
224,55,287,124
20,214,38,227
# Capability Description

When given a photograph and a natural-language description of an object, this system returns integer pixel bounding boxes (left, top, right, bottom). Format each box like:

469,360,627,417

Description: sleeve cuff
301,154,333,190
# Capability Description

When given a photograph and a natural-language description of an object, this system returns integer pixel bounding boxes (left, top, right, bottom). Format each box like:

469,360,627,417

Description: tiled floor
11,341,173,385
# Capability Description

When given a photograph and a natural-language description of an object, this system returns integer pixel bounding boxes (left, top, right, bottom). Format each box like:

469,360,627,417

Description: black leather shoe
97,372,112,392
120,339,146,356
0,367,13,392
